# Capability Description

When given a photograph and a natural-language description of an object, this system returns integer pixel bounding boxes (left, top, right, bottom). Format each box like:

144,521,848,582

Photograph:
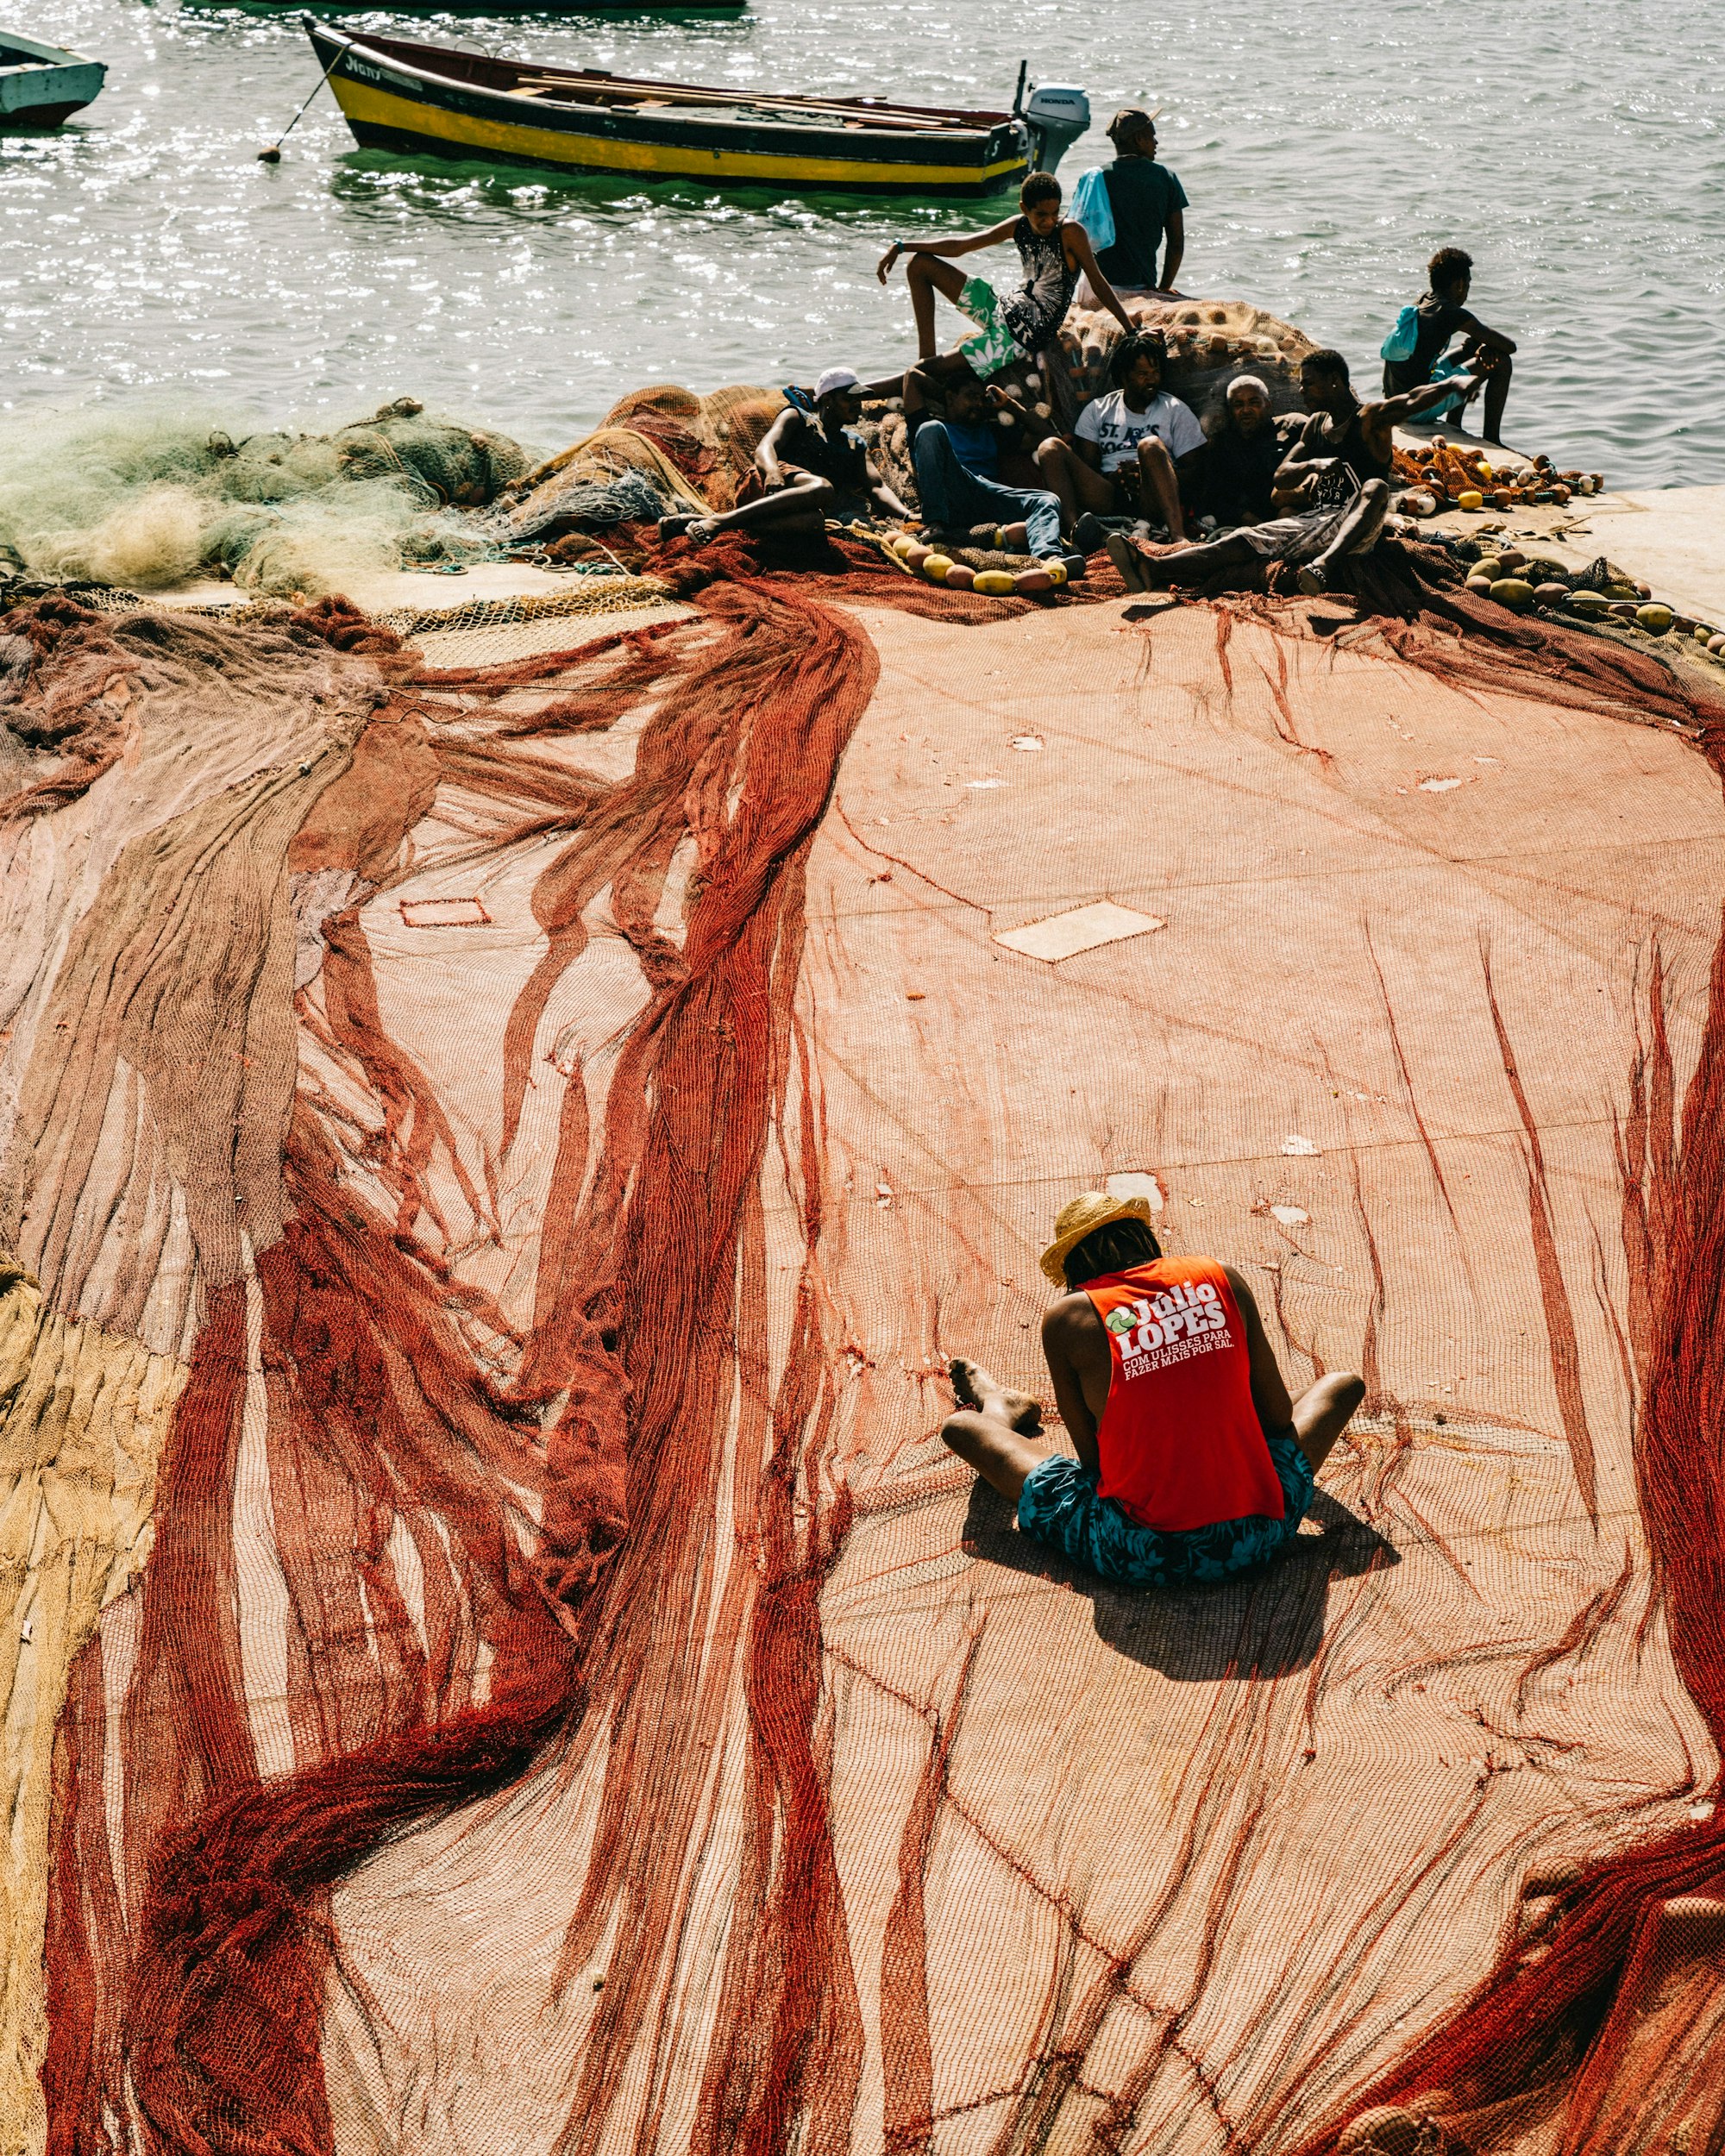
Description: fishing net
7,539,1725,2156
0,399,530,602
1055,292,1316,424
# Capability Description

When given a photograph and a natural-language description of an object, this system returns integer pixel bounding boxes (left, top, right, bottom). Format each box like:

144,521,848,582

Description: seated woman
658,367,908,545
940,1192,1364,1589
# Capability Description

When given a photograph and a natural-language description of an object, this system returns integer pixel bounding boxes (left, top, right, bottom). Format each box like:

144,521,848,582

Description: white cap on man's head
813,367,862,401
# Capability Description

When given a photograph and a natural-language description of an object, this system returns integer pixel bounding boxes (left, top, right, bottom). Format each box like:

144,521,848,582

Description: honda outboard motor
1023,82,1091,173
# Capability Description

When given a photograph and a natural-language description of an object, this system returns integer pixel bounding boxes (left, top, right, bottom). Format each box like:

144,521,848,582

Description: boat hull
313,28,1027,196
198,1,744,12
0,45,104,126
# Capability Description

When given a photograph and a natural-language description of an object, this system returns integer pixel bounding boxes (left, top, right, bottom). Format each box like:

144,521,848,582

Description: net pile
0,400,530,602
4,546,1725,2156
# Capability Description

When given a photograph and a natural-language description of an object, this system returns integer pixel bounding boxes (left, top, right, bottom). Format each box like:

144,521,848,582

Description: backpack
1071,166,1116,253
1380,305,1421,363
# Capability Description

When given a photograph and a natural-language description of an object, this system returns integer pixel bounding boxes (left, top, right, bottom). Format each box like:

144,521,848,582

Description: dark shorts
1015,1434,1315,1588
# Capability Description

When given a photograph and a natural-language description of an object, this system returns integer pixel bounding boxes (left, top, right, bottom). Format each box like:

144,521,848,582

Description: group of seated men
662,120,1519,599
657,135,1519,1616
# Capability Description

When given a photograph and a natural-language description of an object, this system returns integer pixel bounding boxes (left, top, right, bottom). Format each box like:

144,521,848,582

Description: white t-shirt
1075,388,1205,473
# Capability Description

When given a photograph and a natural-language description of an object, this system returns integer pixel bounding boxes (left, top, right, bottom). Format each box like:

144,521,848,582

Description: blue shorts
1016,1435,1315,1588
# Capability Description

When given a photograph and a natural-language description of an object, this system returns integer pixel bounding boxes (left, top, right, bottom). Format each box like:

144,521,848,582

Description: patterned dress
1000,217,1078,355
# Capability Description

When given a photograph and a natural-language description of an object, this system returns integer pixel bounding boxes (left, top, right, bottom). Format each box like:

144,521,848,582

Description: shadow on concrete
959,1477,1399,1682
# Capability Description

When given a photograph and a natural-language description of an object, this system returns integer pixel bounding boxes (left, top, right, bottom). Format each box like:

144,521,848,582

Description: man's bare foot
658,513,720,545
950,1357,1043,1434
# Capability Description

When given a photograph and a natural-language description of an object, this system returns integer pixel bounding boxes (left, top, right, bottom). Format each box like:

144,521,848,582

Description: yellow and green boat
307,21,1032,197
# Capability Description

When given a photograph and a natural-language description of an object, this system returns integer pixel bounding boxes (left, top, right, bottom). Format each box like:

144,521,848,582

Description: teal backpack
1071,167,1116,252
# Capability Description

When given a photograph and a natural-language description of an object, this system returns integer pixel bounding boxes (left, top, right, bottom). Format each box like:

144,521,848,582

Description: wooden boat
204,0,744,13
306,20,1030,196
0,32,105,127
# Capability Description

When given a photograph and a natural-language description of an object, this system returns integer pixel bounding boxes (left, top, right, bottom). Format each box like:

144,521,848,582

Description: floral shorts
955,275,1025,379
1016,1435,1315,1588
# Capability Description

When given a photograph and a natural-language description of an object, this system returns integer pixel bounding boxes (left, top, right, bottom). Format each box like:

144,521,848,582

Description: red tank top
1083,1257,1284,1532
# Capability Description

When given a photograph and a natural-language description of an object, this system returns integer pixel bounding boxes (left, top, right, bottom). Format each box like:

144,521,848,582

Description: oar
258,41,344,162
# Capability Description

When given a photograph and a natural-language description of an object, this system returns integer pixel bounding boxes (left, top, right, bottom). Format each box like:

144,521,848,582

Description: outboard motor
1023,82,1091,173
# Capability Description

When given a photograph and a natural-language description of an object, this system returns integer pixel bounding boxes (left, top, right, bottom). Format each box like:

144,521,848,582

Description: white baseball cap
813,367,862,401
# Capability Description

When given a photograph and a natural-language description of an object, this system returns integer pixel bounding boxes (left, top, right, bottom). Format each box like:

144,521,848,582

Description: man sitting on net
1108,346,1496,597
1198,373,1298,528
1029,329,1206,546
903,361,1081,573
658,367,908,545
941,1192,1364,1589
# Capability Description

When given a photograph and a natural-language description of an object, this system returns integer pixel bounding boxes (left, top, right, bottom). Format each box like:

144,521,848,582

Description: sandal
1104,532,1150,593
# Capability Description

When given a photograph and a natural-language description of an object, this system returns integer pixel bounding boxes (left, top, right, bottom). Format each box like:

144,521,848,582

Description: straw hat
1038,1190,1158,1287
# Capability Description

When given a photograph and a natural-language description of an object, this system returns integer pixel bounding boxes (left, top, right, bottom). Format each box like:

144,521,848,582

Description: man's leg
1032,438,1114,530
1135,436,1188,540
1009,483,1066,560
1109,529,1256,592
940,1357,1051,1504
1481,351,1512,442
856,351,972,401
1299,478,1391,592
916,426,1064,559
906,254,969,359
911,420,968,534
1289,1370,1366,1474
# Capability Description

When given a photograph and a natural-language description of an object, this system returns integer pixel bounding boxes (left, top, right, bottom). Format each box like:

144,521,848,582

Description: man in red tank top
940,1192,1365,1587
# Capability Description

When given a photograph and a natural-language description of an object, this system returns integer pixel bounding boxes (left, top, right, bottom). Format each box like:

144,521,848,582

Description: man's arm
1457,309,1516,355
863,453,911,520
1274,416,1332,488
1370,367,1488,431
983,380,1055,446
1063,222,1137,337
1158,208,1185,293
754,406,800,486
1220,1267,1296,1442
877,218,1017,283
1040,1300,1102,1476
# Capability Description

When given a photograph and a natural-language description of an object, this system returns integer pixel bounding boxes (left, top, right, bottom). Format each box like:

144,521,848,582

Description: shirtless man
1108,346,1496,596
658,367,909,545
876,171,1137,383
941,1192,1364,1588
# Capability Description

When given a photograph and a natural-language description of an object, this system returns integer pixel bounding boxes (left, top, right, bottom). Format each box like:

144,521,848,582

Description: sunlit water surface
4,0,1722,483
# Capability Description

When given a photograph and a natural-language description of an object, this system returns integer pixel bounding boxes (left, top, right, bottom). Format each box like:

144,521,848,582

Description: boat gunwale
307,19,1019,137
0,34,104,70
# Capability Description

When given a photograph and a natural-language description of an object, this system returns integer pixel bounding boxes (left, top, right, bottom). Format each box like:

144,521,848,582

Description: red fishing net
6,554,1723,2156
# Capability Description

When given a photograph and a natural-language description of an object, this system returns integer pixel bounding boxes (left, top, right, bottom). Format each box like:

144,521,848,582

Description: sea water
3,0,1722,486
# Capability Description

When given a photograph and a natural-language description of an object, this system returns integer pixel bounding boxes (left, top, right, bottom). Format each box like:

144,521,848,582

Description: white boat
0,31,105,128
